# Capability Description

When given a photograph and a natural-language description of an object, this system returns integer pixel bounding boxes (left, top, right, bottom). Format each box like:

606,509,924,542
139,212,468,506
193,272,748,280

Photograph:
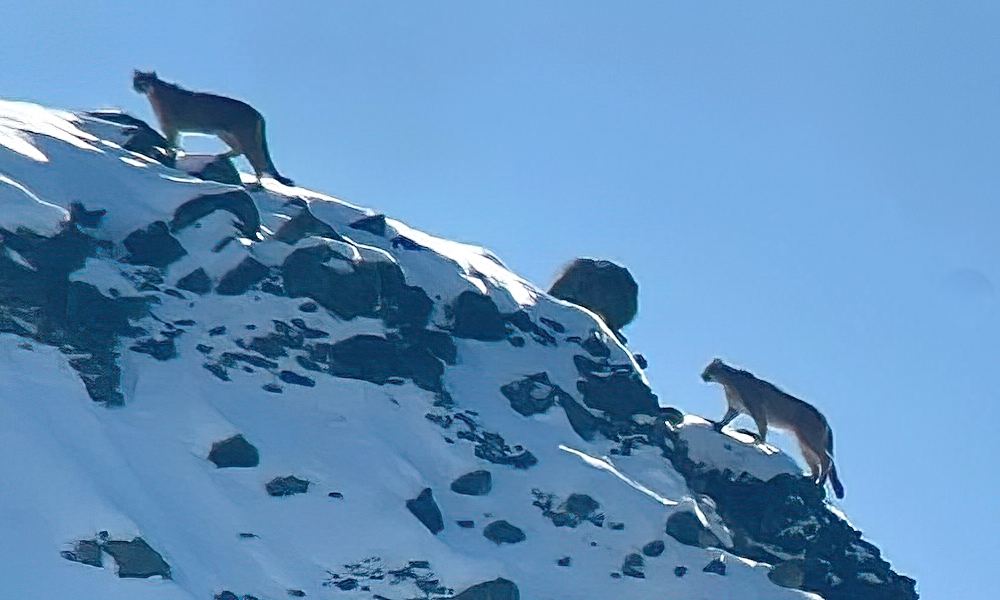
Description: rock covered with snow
0,99,916,600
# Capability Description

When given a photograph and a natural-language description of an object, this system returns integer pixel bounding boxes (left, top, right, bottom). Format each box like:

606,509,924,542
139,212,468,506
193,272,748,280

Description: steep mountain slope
0,99,917,600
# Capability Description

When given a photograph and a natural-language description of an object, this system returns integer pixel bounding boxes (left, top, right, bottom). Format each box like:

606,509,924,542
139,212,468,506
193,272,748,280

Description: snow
0,99,819,600
675,415,803,483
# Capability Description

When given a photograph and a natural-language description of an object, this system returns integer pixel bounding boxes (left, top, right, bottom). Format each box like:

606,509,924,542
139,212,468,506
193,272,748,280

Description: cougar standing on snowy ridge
700,358,845,499
132,70,294,186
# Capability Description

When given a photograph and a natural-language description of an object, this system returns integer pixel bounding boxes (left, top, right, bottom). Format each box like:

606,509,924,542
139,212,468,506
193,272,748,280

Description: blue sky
4,1,999,596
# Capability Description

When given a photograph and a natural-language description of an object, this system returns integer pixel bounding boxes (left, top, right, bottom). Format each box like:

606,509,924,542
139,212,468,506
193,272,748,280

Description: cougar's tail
826,426,845,499
257,119,294,186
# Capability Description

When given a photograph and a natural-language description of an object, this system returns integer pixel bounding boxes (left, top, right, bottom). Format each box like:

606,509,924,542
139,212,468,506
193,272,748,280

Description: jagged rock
557,556,571,567
665,510,720,548
176,268,212,294
574,355,659,420
170,190,261,240
769,560,807,588
703,555,726,576
279,370,315,387
483,520,525,545
453,578,520,600
349,213,388,236
102,538,171,579
266,476,310,497
674,566,688,577
660,406,685,426
532,491,605,528
60,539,102,567
130,337,178,361
450,470,492,496
548,258,638,331
642,540,665,557
504,311,557,346
175,154,242,185
215,592,239,600
83,110,175,167
622,553,645,578
281,244,432,329
69,201,106,228
216,258,270,296
208,435,259,468
273,205,343,244
451,291,505,341
500,373,569,417
406,488,444,534
123,221,186,268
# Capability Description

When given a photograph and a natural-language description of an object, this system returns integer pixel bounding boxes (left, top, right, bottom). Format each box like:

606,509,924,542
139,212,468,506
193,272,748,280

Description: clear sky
3,2,998,597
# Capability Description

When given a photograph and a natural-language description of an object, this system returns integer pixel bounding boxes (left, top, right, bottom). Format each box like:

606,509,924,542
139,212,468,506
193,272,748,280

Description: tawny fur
132,70,293,186
701,358,845,498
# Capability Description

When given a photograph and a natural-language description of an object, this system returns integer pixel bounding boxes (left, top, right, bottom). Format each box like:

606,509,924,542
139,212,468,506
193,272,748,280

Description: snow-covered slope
0,99,917,600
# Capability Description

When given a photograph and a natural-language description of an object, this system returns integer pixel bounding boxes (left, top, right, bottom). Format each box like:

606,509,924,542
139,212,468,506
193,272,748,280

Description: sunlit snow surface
0,100,818,599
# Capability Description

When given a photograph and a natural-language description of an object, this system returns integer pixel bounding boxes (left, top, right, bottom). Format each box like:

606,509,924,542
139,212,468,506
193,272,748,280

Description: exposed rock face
548,258,638,331
208,435,260,468
450,470,492,496
453,578,520,600
406,488,445,534
266,476,310,497
664,422,918,600
483,520,526,545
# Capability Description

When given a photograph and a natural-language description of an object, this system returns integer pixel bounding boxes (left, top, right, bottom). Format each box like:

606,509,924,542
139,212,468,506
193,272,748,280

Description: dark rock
703,555,727,576
222,351,278,370
456,520,475,529
204,362,230,381
609,522,625,530
578,332,611,358
327,492,343,499
69,202,106,228
391,235,427,251
102,538,171,579
60,539,102,567
175,153,242,185
504,311,556,346
508,336,525,347
574,355,659,420
238,533,258,539
349,214,387,236
674,566,688,577
548,258,638,330
298,301,318,312
123,221,186,268
412,329,457,365
622,553,645,578
453,578,519,600
558,394,608,442
769,560,807,588
209,326,227,336
406,488,444,535
661,406,685,426
483,520,525,545
290,318,328,339
170,190,261,240
642,540,665,557
273,205,342,245
266,476,310,497
633,353,648,369
451,291,505,341
500,373,570,417
288,591,305,597
282,244,429,327
279,370,315,387
176,268,212,294
398,344,444,392
216,258,269,296
539,317,565,333
130,336,178,361
665,510,721,548
532,491,605,528
450,470,492,496
83,110,175,167
557,556,571,567
209,435,259,468
215,592,239,600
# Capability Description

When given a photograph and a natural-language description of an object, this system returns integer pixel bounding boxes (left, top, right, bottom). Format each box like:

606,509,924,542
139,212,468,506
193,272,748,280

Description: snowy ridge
0,99,915,600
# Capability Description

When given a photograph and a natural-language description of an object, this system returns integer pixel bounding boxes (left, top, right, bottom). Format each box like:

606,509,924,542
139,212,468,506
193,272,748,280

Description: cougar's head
701,358,726,382
132,70,158,93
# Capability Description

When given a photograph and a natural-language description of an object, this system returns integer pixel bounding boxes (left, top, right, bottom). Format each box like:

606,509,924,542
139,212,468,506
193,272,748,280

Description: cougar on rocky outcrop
701,358,845,498
132,70,293,186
